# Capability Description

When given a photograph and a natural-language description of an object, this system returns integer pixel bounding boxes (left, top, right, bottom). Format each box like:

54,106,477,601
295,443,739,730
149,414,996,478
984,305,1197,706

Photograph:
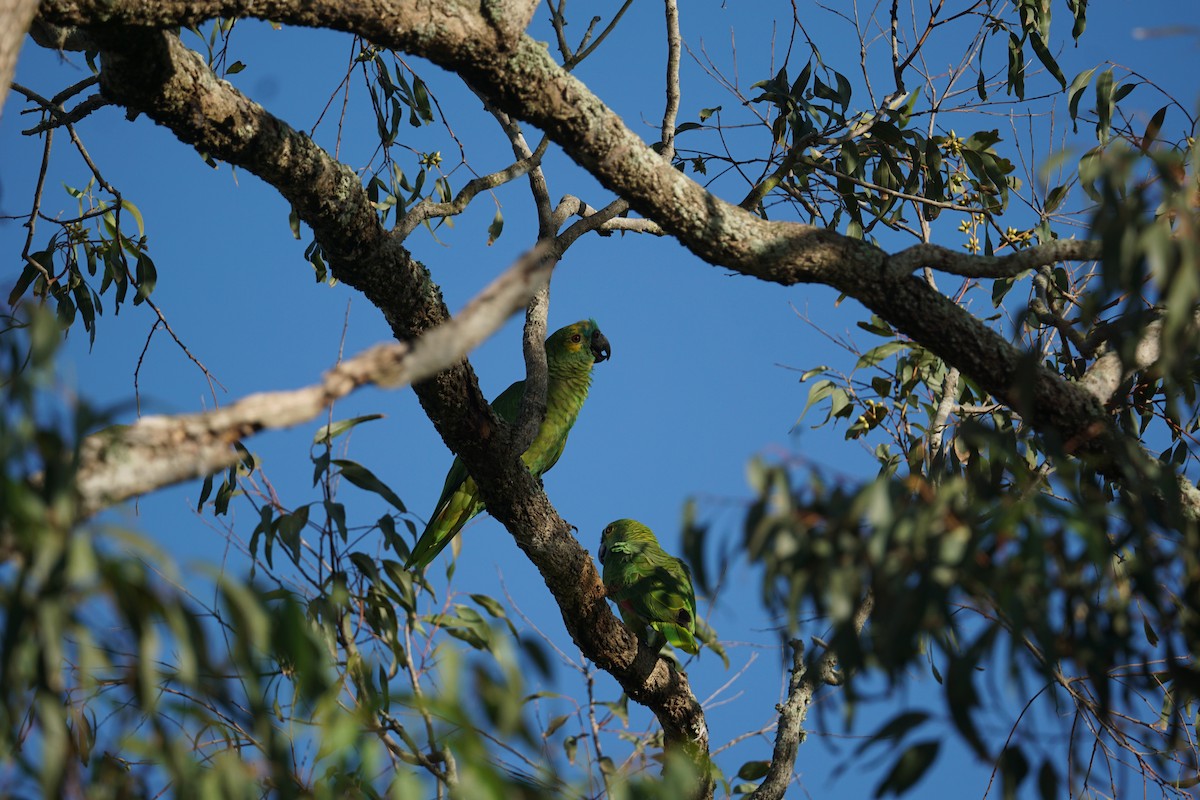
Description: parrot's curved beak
591,330,611,363
598,541,608,565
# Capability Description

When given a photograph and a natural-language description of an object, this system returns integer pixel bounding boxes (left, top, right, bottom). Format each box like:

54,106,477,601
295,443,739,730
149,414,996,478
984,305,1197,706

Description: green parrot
406,319,611,571
598,519,700,656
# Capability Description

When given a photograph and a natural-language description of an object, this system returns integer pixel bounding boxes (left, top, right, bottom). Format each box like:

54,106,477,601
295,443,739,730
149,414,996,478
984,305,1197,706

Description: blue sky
3,1,1198,795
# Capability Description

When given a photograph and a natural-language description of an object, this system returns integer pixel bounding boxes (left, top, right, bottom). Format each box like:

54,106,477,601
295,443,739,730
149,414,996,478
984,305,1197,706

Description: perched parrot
598,519,700,656
406,319,611,571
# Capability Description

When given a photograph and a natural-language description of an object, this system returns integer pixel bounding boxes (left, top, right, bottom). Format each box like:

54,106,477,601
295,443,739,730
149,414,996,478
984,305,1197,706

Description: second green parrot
406,319,611,571
598,518,700,656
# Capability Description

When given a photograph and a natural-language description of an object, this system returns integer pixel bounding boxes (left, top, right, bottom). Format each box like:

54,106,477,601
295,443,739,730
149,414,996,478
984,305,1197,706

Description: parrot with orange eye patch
598,518,700,656
406,319,611,571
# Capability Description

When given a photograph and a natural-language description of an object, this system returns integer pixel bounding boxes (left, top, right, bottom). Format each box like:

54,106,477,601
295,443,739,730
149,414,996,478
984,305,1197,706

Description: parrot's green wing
614,569,699,655
405,380,523,571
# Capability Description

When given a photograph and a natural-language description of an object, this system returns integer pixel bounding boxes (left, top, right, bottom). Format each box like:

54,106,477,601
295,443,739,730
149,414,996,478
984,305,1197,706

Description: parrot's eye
571,333,582,343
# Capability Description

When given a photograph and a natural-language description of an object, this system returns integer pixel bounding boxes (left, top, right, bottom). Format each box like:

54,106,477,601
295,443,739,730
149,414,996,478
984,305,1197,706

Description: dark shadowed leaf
875,740,939,797
313,414,384,445
333,459,407,511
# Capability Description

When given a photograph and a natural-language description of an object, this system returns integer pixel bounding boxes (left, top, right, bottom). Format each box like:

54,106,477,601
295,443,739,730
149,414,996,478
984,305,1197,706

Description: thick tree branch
73,235,600,517
28,1,1185,787
77,341,411,516
34,17,713,774
0,0,40,118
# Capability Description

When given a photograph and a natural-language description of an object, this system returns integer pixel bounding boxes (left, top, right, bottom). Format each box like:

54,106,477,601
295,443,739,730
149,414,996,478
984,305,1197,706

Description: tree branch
749,593,875,799
77,341,410,516
887,239,1103,279
38,18,713,778
488,102,552,460
0,0,40,118
660,0,681,161
30,2,1183,789
1077,312,1200,406
73,228,599,517
393,141,547,239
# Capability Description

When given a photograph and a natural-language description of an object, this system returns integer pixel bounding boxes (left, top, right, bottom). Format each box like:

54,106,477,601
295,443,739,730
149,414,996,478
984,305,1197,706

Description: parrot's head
598,518,651,565
548,319,611,366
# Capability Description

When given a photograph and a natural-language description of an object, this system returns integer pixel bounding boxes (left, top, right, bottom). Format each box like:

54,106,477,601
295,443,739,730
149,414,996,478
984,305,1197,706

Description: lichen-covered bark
37,18,713,780
27,1,1185,791
0,0,40,116
35,0,1128,472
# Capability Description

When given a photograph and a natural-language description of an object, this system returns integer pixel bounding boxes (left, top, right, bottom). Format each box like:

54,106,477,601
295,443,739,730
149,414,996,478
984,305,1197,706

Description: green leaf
736,760,770,780
225,60,246,75
1067,67,1096,129
698,106,722,122
563,734,578,764
412,76,434,125
9,251,50,305
1143,617,1159,647
998,746,1030,799
311,449,330,486
197,473,214,511
277,505,310,561
857,341,910,369
856,711,931,755
56,293,76,326
992,276,1017,307
333,459,407,512
1028,32,1066,90
133,253,157,304
1094,67,1114,142
798,379,834,422
829,387,852,419
874,740,939,797
348,551,378,581
1068,0,1087,39
325,500,348,541
833,71,852,109
544,714,571,738
1043,185,1068,214
383,559,416,611
1037,760,1059,800
1140,104,1168,152
799,366,830,382
1113,81,1137,103
487,207,504,246
233,440,254,471
1006,33,1025,100
313,414,384,445
470,594,508,619
117,199,145,239
857,316,895,337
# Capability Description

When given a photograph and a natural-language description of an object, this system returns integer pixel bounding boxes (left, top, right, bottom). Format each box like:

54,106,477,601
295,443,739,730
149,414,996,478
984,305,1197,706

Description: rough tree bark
0,0,39,116
20,1,1194,794
32,0,1137,471
25,13,714,786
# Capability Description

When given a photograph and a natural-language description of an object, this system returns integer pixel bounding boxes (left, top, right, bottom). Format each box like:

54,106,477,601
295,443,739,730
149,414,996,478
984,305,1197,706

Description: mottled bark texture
26,0,1187,789
0,0,40,117
34,0,1131,470
29,12,712,775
